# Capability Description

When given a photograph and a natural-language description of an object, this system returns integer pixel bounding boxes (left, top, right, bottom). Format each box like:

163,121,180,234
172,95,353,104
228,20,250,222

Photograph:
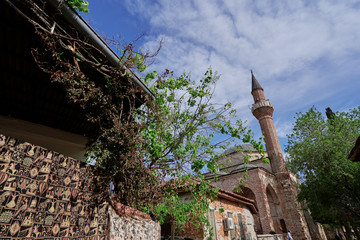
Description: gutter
47,0,154,99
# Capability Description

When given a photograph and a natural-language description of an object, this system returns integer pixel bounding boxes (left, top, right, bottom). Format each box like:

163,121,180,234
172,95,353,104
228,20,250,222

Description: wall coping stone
111,198,152,220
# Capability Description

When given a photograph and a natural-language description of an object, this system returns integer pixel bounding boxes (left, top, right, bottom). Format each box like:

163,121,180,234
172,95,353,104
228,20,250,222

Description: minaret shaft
256,115,287,173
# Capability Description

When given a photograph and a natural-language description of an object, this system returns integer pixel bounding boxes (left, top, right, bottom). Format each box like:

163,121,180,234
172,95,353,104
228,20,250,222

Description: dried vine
8,0,162,209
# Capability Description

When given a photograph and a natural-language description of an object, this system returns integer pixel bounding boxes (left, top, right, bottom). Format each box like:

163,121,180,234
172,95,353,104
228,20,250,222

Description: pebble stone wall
109,202,160,240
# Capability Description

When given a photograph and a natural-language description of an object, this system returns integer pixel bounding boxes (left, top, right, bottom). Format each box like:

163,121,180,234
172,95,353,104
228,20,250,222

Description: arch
240,187,257,205
265,185,285,233
236,187,262,234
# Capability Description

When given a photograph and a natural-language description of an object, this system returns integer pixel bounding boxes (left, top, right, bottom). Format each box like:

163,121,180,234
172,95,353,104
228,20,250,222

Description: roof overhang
1,0,153,139
176,179,258,214
217,188,258,214
47,0,154,99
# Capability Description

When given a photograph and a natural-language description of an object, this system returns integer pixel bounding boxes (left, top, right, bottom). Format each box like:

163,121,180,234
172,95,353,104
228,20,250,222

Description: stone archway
238,187,263,234
266,185,285,233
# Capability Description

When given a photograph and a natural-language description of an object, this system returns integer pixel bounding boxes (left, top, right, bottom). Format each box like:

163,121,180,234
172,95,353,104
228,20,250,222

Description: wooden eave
0,1,147,138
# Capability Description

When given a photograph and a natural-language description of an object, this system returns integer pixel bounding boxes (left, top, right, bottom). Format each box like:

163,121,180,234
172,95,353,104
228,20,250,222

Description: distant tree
66,0,89,13
285,106,360,239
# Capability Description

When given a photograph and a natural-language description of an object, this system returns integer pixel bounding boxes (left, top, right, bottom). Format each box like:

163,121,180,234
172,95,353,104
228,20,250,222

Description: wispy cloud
123,0,360,146
274,119,293,139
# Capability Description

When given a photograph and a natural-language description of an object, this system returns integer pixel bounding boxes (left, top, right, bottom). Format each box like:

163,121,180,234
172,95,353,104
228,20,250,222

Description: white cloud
124,0,360,145
274,119,293,138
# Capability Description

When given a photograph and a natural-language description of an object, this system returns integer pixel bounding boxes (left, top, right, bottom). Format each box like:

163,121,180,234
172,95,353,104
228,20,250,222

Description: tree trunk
344,223,352,240
348,213,360,240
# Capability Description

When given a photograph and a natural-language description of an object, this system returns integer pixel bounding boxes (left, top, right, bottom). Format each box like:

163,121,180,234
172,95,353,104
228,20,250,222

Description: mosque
204,72,327,240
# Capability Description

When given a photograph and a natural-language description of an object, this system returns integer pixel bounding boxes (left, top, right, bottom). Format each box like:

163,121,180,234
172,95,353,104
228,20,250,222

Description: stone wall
275,173,311,240
257,234,284,240
214,150,271,173
109,201,160,240
0,133,160,240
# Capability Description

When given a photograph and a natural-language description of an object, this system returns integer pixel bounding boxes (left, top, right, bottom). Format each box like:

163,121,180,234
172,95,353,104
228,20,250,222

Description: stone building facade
205,73,326,240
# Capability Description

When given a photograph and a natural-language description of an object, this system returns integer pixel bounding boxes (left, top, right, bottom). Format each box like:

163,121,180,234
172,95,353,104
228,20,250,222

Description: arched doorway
266,185,286,233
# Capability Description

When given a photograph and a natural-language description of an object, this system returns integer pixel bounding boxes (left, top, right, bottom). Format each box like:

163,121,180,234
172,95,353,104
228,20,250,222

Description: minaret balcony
251,101,273,113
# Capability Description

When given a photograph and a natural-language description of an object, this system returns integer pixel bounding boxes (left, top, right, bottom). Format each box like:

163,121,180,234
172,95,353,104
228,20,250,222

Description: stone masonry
208,197,257,240
109,202,160,240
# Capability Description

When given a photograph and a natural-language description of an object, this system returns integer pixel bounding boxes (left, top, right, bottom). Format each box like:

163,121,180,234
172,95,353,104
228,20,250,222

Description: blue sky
81,0,360,152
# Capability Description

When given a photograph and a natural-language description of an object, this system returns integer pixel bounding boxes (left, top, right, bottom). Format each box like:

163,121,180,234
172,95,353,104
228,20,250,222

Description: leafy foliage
66,0,89,13
138,69,255,178
133,68,266,234
285,106,360,228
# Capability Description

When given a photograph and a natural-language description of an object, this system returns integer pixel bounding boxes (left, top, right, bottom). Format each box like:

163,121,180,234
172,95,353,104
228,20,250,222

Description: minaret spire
251,70,263,93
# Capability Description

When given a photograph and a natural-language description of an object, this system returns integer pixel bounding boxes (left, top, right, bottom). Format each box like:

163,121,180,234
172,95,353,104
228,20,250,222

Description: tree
285,106,360,238
66,0,89,13
129,68,267,240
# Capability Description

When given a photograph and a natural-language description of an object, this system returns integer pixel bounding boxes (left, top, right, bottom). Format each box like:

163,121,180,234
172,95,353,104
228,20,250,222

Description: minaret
250,71,287,173
249,72,312,240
